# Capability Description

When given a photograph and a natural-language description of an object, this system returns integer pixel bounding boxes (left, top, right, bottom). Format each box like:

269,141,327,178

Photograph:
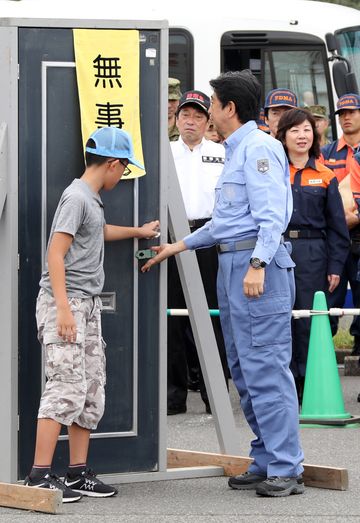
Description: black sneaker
228,471,266,490
24,473,82,503
256,475,305,497
64,468,118,498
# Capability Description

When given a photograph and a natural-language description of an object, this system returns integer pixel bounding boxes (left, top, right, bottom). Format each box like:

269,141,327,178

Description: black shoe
228,471,266,490
167,405,187,415
295,377,305,407
204,402,212,414
256,475,305,497
64,468,118,498
357,392,360,403
24,473,82,503
188,380,200,392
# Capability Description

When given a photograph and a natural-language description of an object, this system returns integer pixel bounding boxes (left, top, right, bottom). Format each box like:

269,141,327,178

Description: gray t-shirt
40,178,105,298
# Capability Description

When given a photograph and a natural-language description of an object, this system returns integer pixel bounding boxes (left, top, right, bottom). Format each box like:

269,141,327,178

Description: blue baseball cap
264,88,298,110
86,127,144,169
334,93,360,115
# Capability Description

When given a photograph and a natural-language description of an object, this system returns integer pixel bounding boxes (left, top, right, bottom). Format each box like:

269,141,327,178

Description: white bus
2,0,360,139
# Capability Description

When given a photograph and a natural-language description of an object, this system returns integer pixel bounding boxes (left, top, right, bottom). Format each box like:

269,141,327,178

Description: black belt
285,229,325,239
188,218,211,229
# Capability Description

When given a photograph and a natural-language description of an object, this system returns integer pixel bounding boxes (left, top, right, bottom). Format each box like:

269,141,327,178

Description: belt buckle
289,230,299,239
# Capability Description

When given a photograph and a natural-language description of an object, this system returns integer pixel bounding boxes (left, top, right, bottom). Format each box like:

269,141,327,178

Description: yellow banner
73,29,145,179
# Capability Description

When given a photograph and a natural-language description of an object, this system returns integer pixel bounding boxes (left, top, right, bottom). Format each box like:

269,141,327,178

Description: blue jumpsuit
184,121,304,477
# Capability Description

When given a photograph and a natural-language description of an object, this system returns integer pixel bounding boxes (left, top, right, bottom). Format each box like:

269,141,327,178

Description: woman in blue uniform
276,108,350,404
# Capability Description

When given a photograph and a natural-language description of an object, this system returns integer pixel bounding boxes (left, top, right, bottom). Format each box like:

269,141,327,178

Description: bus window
336,26,360,91
221,31,336,139
264,49,334,141
169,29,194,93
266,50,328,107
223,48,262,83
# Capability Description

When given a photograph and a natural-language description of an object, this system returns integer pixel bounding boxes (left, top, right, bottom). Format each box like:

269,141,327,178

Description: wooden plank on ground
0,482,62,514
167,449,348,491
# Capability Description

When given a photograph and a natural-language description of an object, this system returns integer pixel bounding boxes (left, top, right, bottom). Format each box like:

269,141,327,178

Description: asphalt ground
1,374,359,522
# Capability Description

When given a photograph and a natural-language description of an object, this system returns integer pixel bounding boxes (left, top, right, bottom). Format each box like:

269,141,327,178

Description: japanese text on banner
73,29,145,179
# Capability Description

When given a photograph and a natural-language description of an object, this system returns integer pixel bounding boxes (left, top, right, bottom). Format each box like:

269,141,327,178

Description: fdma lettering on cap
334,93,360,114
177,90,210,115
86,127,144,169
264,88,298,110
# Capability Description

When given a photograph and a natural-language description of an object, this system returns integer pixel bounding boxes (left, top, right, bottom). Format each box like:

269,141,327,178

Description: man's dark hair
276,108,321,159
85,138,110,167
209,70,261,123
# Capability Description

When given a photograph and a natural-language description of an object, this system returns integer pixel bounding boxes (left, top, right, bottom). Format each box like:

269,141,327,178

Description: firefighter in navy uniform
277,108,350,403
264,88,298,137
321,94,360,355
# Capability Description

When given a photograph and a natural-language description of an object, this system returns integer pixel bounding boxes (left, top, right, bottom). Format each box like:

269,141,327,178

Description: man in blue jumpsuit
142,70,304,497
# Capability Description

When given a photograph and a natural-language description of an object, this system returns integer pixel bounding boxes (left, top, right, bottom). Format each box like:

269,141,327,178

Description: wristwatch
250,257,266,269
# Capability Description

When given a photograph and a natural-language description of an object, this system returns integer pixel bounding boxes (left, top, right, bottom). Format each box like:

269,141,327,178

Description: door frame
0,17,168,483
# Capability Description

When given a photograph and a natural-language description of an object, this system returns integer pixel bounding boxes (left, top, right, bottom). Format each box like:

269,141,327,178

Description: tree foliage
311,0,360,8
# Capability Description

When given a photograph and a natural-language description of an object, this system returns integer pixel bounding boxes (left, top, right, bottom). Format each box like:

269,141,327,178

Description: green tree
309,0,360,8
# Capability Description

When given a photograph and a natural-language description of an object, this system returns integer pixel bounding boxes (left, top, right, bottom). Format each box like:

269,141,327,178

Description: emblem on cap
257,159,270,173
264,89,298,110
335,93,360,114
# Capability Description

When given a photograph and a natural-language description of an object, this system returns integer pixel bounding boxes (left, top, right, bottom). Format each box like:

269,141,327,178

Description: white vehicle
2,0,360,138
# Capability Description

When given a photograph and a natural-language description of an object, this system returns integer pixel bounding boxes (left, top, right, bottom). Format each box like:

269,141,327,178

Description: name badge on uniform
308,179,323,185
257,159,269,174
202,156,224,164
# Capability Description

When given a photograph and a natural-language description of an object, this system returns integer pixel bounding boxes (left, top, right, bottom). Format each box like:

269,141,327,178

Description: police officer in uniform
168,78,182,142
168,90,228,415
143,70,304,497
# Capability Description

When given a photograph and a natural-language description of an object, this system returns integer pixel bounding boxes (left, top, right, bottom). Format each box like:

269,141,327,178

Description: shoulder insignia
257,158,269,174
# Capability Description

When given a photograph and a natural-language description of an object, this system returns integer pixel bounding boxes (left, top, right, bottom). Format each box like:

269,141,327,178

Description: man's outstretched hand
141,240,187,272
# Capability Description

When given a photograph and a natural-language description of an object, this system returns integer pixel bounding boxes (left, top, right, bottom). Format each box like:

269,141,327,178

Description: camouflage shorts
36,289,106,430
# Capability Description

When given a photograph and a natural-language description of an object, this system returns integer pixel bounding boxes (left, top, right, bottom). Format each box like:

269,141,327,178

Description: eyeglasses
119,159,131,177
108,158,131,177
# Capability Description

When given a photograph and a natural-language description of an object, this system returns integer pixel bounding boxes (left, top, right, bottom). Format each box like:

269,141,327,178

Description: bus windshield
336,27,360,90
264,49,329,108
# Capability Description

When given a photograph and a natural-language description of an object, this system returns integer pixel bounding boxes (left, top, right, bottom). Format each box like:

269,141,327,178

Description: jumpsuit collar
223,121,257,153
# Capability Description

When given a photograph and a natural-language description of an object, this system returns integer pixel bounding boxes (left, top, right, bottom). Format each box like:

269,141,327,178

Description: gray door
19,27,160,478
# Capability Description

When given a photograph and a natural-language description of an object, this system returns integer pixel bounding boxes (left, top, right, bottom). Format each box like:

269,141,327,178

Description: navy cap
177,90,210,115
334,93,360,115
264,88,298,110
86,127,144,169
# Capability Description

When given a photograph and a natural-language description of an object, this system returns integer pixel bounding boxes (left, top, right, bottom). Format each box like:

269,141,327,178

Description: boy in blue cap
264,88,298,137
24,127,159,502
